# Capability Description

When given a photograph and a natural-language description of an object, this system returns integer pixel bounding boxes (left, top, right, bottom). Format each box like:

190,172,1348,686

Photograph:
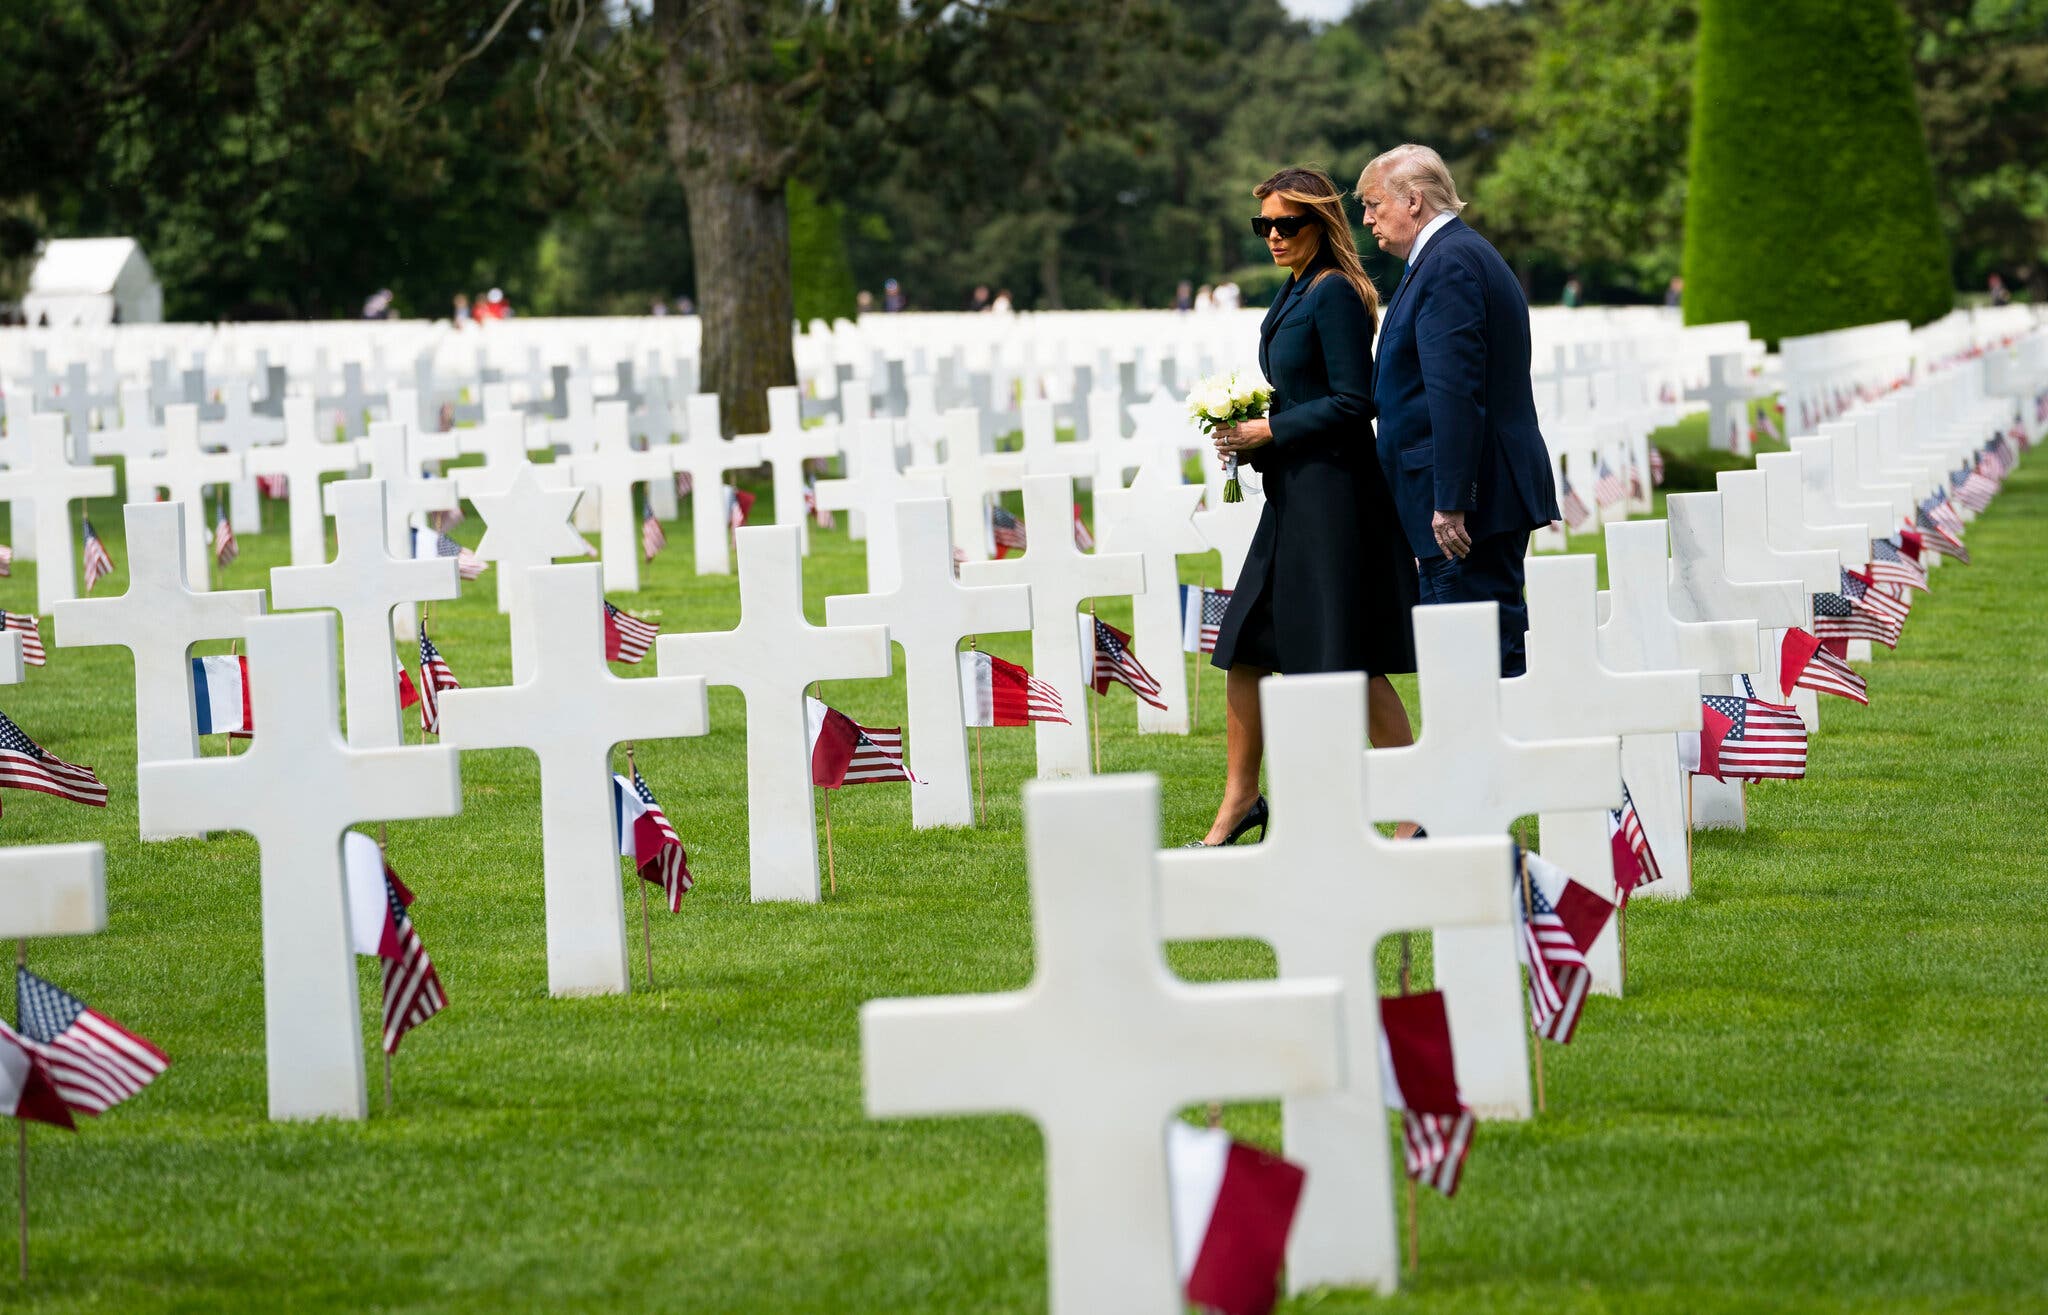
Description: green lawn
1,446,2043,1313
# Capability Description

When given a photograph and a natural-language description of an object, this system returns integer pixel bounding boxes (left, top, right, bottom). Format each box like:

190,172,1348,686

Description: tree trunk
654,0,797,437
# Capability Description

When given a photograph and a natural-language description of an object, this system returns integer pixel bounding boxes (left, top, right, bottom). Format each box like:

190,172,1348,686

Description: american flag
1780,627,1867,705
81,519,113,592
1179,585,1230,654
15,968,168,1115
1842,568,1910,625
0,543,11,577
727,485,755,530
1627,455,1645,501
417,631,460,735
415,528,486,580
1812,579,1902,648
1593,460,1625,507
0,711,107,808
256,473,288,500
1607,784,1661,903
625,767,692,911
3,613,45,666
1089,617,1165,709
808,697,916,787
990,505,1027,557
1914,503,1968,562
1379,990,1474,1198
0,1021,72,1129
603,600,658,664
377,863,445,1055
1557,477,1592,530
675,471,694,498
1701,686,1808,781
1924,492,1968,542
212,497,237,568
1072,503,1094,551
804,476,836,530
1648,446,1665,487
1865,538,1927,593
641,500,666,562
1514,850,1611,1045
1953,461,1999,513
1758,406,1783,442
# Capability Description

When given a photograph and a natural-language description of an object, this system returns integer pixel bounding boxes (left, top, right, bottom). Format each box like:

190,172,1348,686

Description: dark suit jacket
1210,257,1417,676
1371,215,1559,558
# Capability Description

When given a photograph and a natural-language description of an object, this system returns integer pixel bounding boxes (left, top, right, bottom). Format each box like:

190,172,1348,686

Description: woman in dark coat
1195,165,1420,847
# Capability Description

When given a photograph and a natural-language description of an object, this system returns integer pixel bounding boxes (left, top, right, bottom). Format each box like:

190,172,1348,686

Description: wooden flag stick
1685,775,1696,875
822,787,837,898
15,938,26,1283
1191,572,1204,734
1517,832,1547,1115
1088,604,1102,775
626,745,655,990
970,637,984,827
1398,932,1418,1273
377,825,393,1107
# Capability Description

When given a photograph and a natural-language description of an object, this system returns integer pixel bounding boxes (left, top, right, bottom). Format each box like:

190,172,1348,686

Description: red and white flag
14,968,169,1116
614,768,693,911
0,711,109,808
79,520,112,592
0,1022,73,1130
1779,628,1867,705
417,631,460,735
1379,989,1474,1197
1699,686,1807,781
1514,850,1613,1044
728,486,756,531
1607,783,1662,903
603,600,659,664
1071,503,1093,551
1166,1121,1305,1315
807,697,915,787
3,612,46,666
396,656,421,711
1086,616,1166,710
343,833,445,1055
642,500,666,562
959,650,1067,727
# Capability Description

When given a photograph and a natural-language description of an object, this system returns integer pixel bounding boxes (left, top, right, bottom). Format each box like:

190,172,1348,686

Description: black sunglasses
1251,216,1312,239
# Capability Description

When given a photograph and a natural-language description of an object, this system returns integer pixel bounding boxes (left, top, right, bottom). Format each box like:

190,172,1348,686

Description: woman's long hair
1253,166,1381,326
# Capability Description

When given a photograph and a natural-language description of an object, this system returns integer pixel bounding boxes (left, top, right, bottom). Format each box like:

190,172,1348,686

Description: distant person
883,278,907,312
675,295,695,315
1194,283,1216,311
991,288,1013,314
1561,277,1582,308
1989,273,2012,306
362,288,395,319
1359,143,1558,677
452,292,472,325
1174,280,1194,312
1214,280,1242,310
856,289,874,316
1664,276,1683,309
967,285,992,312
651,298,669,317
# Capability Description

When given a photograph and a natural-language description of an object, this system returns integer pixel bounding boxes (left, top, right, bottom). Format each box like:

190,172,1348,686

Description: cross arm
0,843,105,938
862,992,1039,1118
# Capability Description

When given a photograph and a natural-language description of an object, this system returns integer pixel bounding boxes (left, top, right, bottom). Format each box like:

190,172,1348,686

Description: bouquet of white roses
1186,371,1273,503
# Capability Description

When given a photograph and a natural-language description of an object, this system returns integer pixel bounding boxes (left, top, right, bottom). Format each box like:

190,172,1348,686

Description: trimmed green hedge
1682,0,1952,341
788,181,857,326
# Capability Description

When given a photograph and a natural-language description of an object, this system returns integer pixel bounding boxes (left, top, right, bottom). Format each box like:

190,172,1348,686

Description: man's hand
1432,509,1472,559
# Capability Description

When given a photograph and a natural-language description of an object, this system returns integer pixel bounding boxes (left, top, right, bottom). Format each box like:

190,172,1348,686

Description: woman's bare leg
1204,663,1269,845
1367,674,1424,839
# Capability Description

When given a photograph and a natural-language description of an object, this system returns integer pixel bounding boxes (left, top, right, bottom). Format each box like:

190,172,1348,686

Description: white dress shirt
1404,210,1457,272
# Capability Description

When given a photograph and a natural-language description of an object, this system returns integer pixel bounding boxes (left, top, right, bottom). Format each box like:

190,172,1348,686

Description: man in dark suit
1360,144,1559,676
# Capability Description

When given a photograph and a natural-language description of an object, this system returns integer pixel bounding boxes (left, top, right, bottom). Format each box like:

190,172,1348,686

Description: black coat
1372,216,1560,558
1210,258,1419,676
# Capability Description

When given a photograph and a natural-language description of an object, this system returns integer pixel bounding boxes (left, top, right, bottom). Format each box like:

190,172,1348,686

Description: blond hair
1252,166,1381,324
1357,144,1466,217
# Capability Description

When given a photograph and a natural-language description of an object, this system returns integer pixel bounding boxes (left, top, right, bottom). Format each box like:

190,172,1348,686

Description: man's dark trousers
1415,531,1529,677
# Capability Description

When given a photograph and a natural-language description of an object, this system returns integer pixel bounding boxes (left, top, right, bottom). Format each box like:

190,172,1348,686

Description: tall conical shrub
1682,0,1951,340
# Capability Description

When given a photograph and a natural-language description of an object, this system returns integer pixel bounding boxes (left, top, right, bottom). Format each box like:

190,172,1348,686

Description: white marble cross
1366,602,1618,1119
1500,556,1698,995
246,396,364,568
1019,399,1096,481
1095,453,1205,734
1087,390,1153,490
825,499,1032,828
1788,436,1892,543
907,408,1026,564
1687,353,1754,456
0,842,105,940
863,773,1342,1315
1820,421,1913,523
1756,451,1867,566
565,400,678,594
92,385,165,469
206,380,285,534
272,480,461,749
53,503,266,818
1191,494,1263,590
757,386,843,555
438,563,708,996
959,475,1146,778
1716,466,1840,734
137,613,461,1121
1157,674,1508,1295
813,419,945,594
126,403,247,588
676,393,764,576
469,465,592,668
1595,520,1758,897
0,415,116,614
660,526,891,902
451,411,546,504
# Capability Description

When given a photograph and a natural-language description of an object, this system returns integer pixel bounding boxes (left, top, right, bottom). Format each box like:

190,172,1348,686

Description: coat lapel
1381,216,1466,327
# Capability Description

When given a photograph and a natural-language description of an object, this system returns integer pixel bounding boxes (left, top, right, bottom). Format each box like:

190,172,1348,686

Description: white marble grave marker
0,416,116,614
1018,399,1095,481
812,419,945,594
757,386,842,555
566,400,679,594
660,526,891,901
906,408,1026,564
438,564,708,996
137,613,461,1121
863,773,1342,1315
1366,603,1618,1119
1687,352,1754,456
126,404,246,588
1096,453,1206,734
1191,494,1263,591
825,499,1032,828
675,394,764,576
206,380,285,534
1157,674,1509,1294
469,466,592,667
959,475,1145,778
0,842,106,940
246,396,365,568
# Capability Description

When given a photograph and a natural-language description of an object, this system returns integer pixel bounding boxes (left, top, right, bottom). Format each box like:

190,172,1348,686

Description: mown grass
0,434,2042,1313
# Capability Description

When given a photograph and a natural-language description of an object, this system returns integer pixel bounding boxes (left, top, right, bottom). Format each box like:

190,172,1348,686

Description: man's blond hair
1357,144,1466,217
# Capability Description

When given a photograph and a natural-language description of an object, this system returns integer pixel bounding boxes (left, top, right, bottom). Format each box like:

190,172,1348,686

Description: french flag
191,655,253,737
1166,1121,1305,1315
611,773,672,869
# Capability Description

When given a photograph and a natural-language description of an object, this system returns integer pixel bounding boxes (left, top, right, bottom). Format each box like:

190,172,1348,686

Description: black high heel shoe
1184,795,1269,848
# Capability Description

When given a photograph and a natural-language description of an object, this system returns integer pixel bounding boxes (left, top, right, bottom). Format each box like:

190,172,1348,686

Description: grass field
1,430,2043,1313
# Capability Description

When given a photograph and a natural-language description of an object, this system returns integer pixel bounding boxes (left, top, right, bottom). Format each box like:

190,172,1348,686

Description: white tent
22,238,163,327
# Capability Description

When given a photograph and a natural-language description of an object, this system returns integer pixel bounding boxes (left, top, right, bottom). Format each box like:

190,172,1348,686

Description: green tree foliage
1683,0,1952,338
787,181,857,324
